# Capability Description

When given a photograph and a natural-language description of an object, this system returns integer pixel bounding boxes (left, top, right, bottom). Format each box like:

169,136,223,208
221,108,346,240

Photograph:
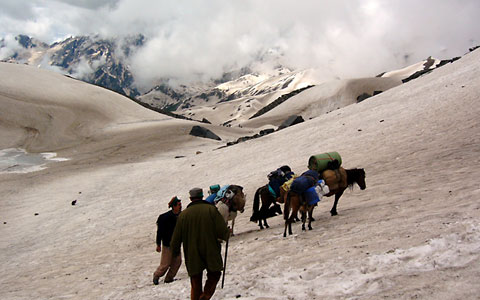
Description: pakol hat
189,187,203,198
168,196,181,208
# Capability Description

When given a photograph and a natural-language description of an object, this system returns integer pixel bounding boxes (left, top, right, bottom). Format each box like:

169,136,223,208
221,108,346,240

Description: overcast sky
1,0,480,86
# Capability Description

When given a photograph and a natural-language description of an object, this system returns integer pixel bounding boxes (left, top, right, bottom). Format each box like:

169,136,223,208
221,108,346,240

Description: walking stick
221,230,230,289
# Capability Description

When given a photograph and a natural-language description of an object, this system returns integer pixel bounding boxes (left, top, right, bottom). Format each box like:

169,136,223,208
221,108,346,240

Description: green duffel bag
308,152,342,172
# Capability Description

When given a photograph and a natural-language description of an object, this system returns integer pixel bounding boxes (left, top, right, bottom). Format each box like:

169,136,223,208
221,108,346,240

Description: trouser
153,246,182,282
190,270,222,300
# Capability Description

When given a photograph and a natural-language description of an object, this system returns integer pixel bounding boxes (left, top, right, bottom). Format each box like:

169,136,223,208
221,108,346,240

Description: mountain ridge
1,34,472,127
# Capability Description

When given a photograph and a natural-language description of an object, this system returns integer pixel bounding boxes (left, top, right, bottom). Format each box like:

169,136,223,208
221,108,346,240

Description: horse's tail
284,191,291,220
250,187,261,222
253,187,261,213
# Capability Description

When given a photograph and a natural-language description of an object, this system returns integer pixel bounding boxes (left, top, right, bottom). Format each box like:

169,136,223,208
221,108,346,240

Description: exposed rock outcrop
189,126,221,141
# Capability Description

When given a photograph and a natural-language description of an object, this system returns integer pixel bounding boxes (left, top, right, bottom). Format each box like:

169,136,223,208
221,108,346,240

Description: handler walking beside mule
153,196,182,285
171,187,230,300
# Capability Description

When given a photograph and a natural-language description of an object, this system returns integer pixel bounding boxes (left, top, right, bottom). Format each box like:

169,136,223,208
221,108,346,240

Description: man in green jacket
171,187,230,300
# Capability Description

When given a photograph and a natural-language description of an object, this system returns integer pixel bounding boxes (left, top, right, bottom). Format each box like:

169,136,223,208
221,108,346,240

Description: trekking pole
221,229,230,289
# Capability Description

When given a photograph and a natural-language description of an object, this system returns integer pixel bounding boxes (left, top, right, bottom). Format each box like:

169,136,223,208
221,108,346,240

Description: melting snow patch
266,222,480,298
369,222,480,274
0,148,69,173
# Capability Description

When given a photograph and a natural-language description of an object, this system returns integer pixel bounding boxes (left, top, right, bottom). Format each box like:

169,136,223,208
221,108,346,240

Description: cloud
53,0,120,10
38,55,66,74
0,35,22,60
1,0,480,87
0,1,37,20
69,55,107,80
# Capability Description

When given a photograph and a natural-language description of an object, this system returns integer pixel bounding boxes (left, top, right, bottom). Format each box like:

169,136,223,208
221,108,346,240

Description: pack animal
250,166,295,230
283,190,316,237
250,184,282,229
215,185,246,236
283,167,366,237
322,167,366,216
283,170,320,237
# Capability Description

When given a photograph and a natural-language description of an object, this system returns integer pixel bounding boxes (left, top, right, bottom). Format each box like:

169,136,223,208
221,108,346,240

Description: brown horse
283,191,316,237
283,167,366,237
216,185,246,236
323,167,366,216
250,184,282,229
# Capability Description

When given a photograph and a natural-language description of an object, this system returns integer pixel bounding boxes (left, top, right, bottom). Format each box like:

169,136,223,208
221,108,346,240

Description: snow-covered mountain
1,34,324,114
1,34,143,98
174,55,455,128
379,55,460,82
0,34,467,122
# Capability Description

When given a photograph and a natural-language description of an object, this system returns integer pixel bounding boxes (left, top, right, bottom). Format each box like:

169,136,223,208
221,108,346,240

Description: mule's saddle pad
322,167,347,194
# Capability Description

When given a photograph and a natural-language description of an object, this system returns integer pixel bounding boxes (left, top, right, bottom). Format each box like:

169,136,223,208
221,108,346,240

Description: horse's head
272,203,282,215
228,185,246,213
356,168,366,190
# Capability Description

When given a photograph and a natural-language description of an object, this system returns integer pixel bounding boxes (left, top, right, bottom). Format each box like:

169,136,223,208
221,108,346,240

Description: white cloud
0,35,23,60
38,55,65,74
53,0,119,10
1,0,480,86
70,56,107,80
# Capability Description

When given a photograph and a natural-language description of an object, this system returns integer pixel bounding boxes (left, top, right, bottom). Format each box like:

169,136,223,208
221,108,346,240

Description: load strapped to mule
205,184,221,204
283,170,330,206
308,151,342,173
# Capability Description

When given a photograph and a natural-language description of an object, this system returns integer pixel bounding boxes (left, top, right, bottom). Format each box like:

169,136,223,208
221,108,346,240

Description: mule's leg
293,211,300,222
283,219,289,237
301,207,308,231
287,216,294,236
263,218,269,228
331,190,344,216
231,217,235,236
259,202,271,229
284,212,294,237
310,206,316,222
294,196,301,222
283,193,291,237
262,200,271,228
290,194,302,235
283,213,295,237
258,219,264,230
307,206,314,230
257,204,266,229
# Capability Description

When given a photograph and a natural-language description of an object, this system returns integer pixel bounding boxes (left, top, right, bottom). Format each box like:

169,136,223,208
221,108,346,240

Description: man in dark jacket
171,187,230,300
153,196,182,285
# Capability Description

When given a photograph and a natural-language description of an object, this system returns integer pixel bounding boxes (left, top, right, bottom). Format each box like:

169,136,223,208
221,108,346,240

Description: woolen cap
189,187,203,198
168,196,181,208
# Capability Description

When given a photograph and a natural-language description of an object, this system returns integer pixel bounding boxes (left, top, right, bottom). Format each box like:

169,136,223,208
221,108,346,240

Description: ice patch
0,148,69,174
369,222,480,273
259,221,480,298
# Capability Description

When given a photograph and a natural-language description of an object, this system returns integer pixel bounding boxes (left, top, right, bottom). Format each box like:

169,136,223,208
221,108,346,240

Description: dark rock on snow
277,115,304,130
189,126,221,141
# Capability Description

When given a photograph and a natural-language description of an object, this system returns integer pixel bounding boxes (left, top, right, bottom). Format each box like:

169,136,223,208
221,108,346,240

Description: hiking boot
153,275,160,285
164,278,175,284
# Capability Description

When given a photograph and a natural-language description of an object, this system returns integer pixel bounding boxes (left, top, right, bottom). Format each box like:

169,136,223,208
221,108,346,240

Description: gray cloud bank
1,0,480,87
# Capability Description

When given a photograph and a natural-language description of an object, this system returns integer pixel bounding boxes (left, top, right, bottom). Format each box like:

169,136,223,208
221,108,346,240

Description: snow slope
0,49,479,300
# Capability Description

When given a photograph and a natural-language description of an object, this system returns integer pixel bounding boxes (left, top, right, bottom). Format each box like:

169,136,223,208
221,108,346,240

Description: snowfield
1,48,479,300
